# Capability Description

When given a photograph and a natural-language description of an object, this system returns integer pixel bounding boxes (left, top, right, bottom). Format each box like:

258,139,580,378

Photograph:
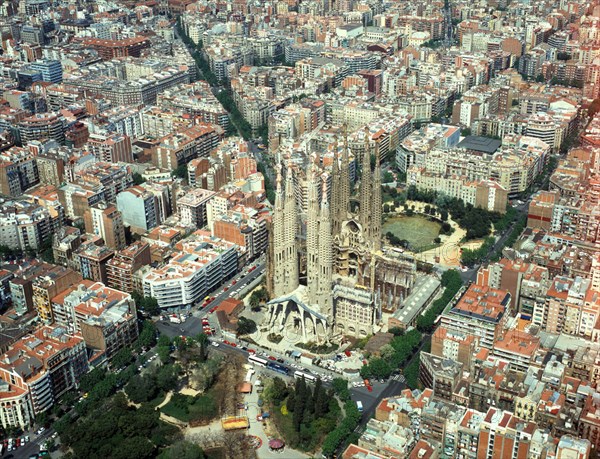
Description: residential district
0,0,598,457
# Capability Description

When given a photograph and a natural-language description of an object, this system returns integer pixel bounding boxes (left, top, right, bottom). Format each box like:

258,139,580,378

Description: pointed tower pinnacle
283,163,299,293
272,163,285,298
331,135,341,234
339,124,350,225
318,177,333,316
371,140,382,251
359,126,372,232
306,160,320,305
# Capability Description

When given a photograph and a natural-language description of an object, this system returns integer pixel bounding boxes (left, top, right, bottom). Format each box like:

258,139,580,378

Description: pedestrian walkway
391,374,406,383
156,391,172,409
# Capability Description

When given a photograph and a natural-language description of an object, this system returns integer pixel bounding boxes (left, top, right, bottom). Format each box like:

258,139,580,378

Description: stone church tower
267,130,392,341
271,164,299,298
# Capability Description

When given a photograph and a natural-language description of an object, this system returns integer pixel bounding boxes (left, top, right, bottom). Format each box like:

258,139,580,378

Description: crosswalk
354,425,365,435
392,374,406,383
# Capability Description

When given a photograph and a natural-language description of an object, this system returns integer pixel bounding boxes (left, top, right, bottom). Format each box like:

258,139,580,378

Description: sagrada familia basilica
265,129,416,343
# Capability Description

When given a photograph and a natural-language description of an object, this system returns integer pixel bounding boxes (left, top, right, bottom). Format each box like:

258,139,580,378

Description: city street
155,260,265,339
5,427,55,459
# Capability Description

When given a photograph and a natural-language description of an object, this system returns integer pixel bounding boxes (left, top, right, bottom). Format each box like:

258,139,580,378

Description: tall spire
339,124,350,225
318,176,333,316
331,135,341,235
272,163,285,298
306,160,320,305
371,140,382,251
359,127,372,232
283,163,299,293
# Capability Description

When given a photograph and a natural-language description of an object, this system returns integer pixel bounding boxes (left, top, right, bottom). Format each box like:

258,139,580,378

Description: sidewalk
244,378,309,459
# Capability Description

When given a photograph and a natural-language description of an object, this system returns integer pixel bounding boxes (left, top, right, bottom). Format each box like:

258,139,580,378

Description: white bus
248,354,268,367
294,370,317,382
356,401,363,412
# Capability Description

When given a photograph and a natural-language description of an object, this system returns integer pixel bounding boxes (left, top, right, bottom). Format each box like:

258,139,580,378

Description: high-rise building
75,243,115,284
0,326,88,429
106,242,151,293
30,60,63,84
116,186,160,232
18,112,65,145
84,203,126,250
86,133,133,164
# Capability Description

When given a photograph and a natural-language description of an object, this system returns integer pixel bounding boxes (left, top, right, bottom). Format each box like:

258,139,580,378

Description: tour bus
248,354,268,367
267,362,290,375
294,370,317,382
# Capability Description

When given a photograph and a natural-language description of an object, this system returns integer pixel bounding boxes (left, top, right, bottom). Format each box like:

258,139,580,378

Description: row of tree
268,376,339,451
132,292,160,317
460,237,495,266
321,380,361,458
416,269,463,333
406,185,511,240
359,329,422,379
257,162,276,204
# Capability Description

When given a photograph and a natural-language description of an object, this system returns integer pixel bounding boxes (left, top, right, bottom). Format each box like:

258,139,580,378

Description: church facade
266,129,415,343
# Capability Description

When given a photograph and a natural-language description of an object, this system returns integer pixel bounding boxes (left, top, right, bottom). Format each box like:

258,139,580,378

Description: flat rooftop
393,275,440,325
457,136,502,154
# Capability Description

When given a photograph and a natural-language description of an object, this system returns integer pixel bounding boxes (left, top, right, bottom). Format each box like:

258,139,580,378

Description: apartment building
142,232,238,308
477,408,537,458
0,326,88,429
408,169,509,213
396,124,461,172
211,207,268,260
419,352,464,401
57,182,105,220
75,162,133,204
440,284,511,349
492,330,540,372
409,135,548,196
0,147,40,196
116,185,160,232
80,37,151,60
36,154,65,187
83,203,126,250
85,133,133,164
106,242,151,293
74,243,115,284
152,124,223,170
17,112,65,145
52,227,82,268
0,199,55,251
177,188,216,228
32,265,82,323
52,281,138,360
157,81,230,131
63,59,190,106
